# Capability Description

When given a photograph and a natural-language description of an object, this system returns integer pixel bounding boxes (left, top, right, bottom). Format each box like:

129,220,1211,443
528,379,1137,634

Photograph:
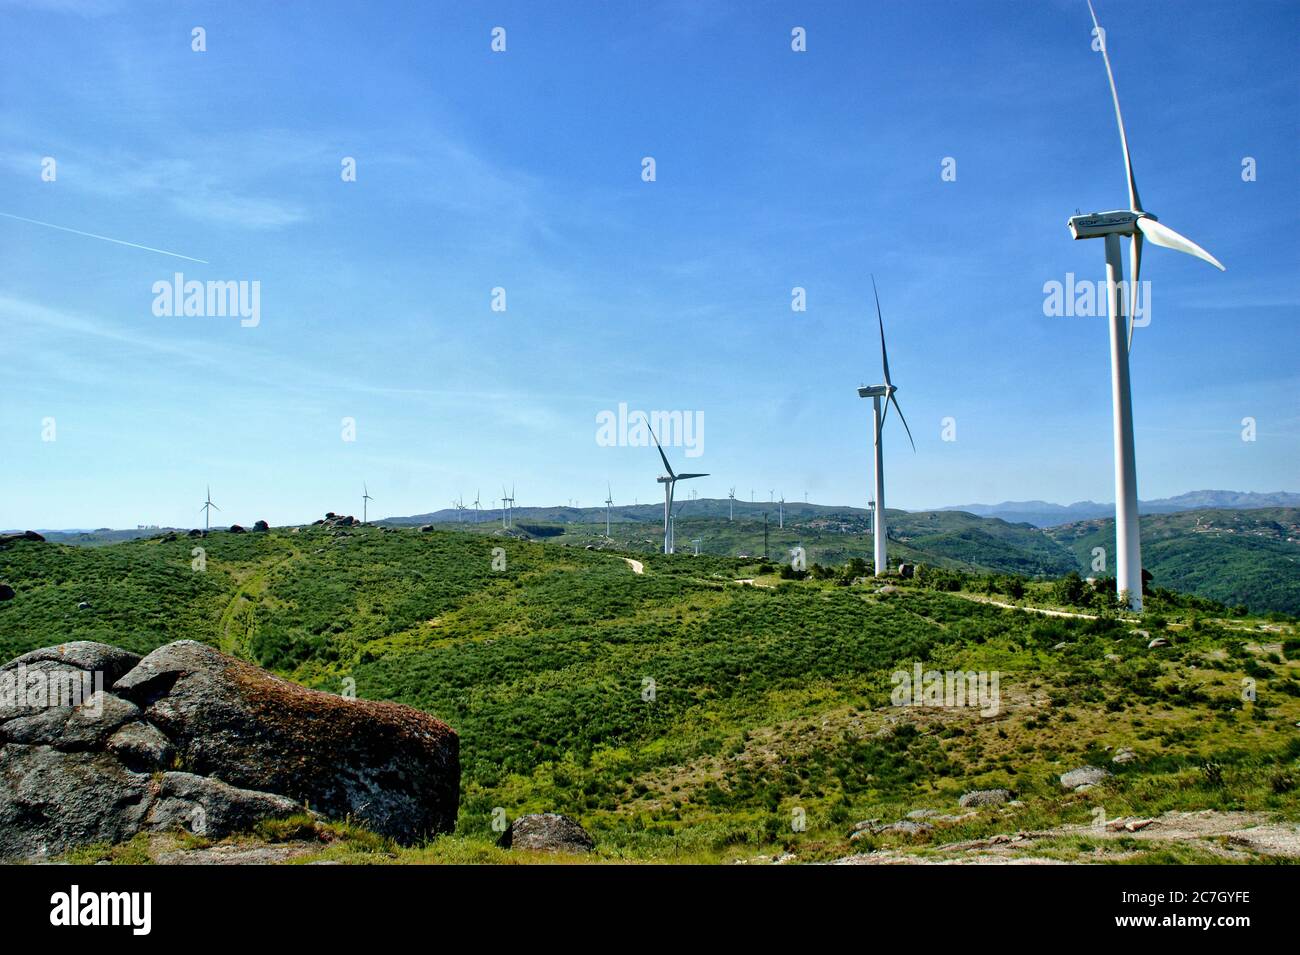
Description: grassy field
3,524,1298,864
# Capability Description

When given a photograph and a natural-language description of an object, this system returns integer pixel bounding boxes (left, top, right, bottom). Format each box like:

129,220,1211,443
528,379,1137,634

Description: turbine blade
1136,216,1225,271
872,275,892,386
676,473,709,480
1087,0,1142,212
890,393,916,452
1127,230,1143,351
643,415,676,478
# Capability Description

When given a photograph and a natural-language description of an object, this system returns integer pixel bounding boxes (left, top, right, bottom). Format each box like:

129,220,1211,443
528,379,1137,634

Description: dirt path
218,550,297,656
622,558,644,575
952,593,1099,620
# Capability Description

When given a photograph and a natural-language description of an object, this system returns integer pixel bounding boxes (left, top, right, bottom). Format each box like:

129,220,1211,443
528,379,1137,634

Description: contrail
0,211,208,264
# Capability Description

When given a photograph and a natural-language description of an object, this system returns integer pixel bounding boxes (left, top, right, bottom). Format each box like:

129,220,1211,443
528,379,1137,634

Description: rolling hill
2,525,1297,864
1048,508,1300,615
384,505,1300,614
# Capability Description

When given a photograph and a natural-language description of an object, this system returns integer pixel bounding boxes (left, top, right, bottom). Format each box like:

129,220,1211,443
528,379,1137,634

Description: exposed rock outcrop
0,640,459,860
498,813,594,853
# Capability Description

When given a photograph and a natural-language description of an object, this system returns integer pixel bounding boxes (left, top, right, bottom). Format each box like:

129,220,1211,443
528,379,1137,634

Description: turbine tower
645,416,707,554
728,487,736,521
473,490,481,524
362,483,374,524
1068,1,1224,610
778,495,785,530
200,486,219,532
857,276,915,576
604,483,614,538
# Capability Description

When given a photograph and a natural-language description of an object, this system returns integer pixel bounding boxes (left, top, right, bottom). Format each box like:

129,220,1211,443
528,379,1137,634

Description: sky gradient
1,0,1296,529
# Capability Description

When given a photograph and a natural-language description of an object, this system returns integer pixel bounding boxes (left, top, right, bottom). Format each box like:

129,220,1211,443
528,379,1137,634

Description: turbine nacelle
1067,209,1144,239
856,384,892,399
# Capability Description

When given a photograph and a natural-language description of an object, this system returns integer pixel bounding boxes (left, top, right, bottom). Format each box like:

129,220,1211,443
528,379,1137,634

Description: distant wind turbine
1067,1,1225,611
728,487,736,521
857,276,915,576
200,486,219,532
645,415,708,554
362,483,374,524
778,495,785,529
604,483,614,538
473,490,481,523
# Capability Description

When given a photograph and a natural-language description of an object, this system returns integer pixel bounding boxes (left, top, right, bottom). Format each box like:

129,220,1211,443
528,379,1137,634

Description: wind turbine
857,276,915,577
362,483,374,524
501,486,510,528
604,483,614,538
778,495,785,529
473,490,481,524
644,415,707,554
1068,1,1225,610
728,487,736,521
200,486,219,532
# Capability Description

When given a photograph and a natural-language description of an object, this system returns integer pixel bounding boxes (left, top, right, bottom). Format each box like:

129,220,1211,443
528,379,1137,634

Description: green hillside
2,525,1298,864
428,506,1300,614
1048,508,1300,615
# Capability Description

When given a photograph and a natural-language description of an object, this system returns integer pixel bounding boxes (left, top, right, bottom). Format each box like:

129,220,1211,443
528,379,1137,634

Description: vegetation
4,523,1298,864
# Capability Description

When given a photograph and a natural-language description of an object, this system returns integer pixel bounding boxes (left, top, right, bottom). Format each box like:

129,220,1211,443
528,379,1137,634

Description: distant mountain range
12,490,1298,540
933,491,1300,528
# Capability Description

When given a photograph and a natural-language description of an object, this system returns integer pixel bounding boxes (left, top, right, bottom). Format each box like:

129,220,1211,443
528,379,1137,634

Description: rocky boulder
0,583,14,601
113,641,458,842
0,531,45,548
498,813,594,853
0,640,459,860
1060,765,1111,791
958,788,1011,808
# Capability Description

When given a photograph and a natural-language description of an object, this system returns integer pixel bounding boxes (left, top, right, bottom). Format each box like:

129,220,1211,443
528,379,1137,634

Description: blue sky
1,0,1296,529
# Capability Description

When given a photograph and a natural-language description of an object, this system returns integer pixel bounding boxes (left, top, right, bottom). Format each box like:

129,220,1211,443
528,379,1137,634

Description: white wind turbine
200,485,219,532
473,490,481,524
604,483,614,538
728,487,736,521
362,483,374,524
645,416,707,554
857,276,915,576
778,494,785,529
1068,1,1225,610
